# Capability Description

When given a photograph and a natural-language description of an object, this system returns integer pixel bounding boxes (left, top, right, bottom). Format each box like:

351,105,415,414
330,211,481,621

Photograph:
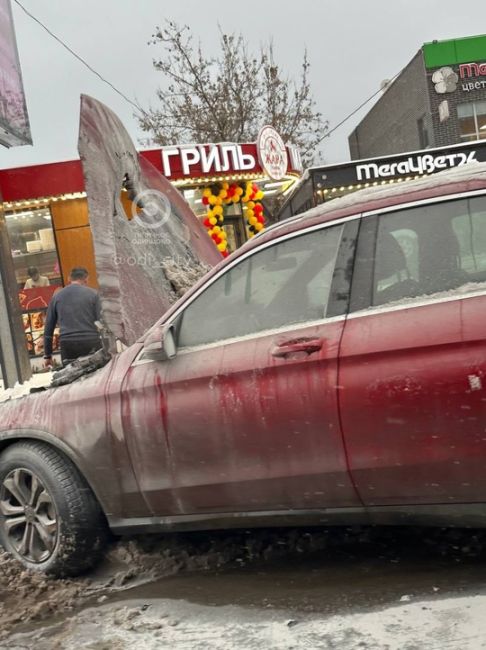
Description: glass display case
6,207,62,358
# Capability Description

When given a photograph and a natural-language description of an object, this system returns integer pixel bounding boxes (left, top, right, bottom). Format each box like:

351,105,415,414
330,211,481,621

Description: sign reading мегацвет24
356,150,478,181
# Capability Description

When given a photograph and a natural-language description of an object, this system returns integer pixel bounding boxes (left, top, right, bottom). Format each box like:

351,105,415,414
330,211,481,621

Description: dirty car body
3,161,486,575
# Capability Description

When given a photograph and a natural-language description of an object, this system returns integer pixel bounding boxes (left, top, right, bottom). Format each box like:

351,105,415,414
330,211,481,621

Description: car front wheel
0,441,107,576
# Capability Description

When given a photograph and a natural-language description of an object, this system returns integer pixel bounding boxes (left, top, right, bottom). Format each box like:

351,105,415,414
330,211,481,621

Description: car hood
77,95,220,347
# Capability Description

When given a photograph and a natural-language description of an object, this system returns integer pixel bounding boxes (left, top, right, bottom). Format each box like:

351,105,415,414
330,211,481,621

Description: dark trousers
60,337,102,365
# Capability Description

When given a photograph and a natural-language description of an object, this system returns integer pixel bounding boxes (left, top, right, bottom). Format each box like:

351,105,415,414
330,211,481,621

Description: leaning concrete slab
78,95,220,348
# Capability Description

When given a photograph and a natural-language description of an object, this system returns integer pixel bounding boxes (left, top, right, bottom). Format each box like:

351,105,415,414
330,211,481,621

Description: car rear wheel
0,441,108,576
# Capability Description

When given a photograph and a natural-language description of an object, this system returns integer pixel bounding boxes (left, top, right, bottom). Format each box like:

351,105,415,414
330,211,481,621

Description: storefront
141,127,302,254
0,130,302,364
348,33,486,160
278,139,486,221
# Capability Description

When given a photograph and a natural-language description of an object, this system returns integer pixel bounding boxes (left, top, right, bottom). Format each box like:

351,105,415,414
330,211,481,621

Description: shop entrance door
224,215,247,252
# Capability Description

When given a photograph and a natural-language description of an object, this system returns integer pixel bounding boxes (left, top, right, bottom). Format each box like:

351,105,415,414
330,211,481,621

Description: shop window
6,206,62,358
6,207,61,287
417,115,430,148
458,101,486,141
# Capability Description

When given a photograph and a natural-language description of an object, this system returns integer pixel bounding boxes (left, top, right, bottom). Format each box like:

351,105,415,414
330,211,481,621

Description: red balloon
214,236,222,245
222,250,229,258
203,218,211,228
257,215,265,223
211,233,219,241
202,196,209,205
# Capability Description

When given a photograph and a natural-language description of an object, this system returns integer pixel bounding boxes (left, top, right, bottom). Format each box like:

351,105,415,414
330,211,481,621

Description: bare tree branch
137,21,328,166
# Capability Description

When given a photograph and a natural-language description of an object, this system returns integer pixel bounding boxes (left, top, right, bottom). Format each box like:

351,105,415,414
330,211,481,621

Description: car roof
249,160,486,249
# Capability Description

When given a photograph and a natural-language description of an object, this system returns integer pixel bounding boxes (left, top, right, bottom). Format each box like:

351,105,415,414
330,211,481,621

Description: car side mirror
143,324,177,361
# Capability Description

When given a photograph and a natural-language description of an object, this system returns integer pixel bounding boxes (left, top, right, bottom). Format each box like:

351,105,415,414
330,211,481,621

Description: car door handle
271,338,324,358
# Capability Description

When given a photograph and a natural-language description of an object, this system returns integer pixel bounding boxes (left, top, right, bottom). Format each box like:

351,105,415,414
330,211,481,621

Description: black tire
0,441,108,577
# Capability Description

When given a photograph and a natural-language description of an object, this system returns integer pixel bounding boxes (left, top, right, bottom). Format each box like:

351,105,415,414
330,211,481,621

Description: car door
339,192,486,506
123,219,362,516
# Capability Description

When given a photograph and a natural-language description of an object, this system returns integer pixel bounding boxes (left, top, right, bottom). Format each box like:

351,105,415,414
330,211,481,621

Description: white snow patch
6,593,486,650
0,372,53,404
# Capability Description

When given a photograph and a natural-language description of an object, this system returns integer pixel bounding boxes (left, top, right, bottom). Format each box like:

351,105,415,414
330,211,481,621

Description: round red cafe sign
257,126,288,181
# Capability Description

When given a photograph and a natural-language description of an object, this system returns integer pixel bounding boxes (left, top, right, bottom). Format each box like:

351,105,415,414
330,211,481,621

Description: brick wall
348,49,486,159
348,51,432,159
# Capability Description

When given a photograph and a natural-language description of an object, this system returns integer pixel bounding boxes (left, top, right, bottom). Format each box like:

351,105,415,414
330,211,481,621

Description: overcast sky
1,0,486,171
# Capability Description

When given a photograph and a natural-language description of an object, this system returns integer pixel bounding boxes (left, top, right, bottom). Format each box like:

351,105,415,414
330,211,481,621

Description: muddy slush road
2,526,486,648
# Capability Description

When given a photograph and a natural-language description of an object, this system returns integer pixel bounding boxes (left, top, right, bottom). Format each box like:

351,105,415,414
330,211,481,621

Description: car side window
452,203,486,276
177,224,344,348
370,195,486,308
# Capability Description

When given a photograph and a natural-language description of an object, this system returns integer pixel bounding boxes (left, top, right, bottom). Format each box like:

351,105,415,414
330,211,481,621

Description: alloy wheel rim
0,468,58,563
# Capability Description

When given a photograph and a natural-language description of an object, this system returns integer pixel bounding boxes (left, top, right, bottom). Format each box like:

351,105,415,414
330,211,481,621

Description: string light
3,192,87,211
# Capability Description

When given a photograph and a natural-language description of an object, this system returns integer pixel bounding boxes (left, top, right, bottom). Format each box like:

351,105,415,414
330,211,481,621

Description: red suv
2,163,486,576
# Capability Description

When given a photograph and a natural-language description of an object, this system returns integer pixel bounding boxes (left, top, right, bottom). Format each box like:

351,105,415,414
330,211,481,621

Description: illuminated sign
257,125,288,181
160,137,301,181
0,0,32,147
356,150,477,181
431,60,486,95
459,62,486,78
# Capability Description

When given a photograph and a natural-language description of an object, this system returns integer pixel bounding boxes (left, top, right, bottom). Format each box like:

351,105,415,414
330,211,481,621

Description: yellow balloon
213,205,223,215
241,196,248,203
213,225,221,234
256,191,264,200
220,230,227,239
203,188,211,198
209,217,217,226
215,197,223,206
219,189,227,199
222,181,229,189
255,222,264,231
247,201,255,209
246,209,254,219
249,216,258,226
208,195,216,205
217,242,227,252
207,209,214,218
236,187,244,196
